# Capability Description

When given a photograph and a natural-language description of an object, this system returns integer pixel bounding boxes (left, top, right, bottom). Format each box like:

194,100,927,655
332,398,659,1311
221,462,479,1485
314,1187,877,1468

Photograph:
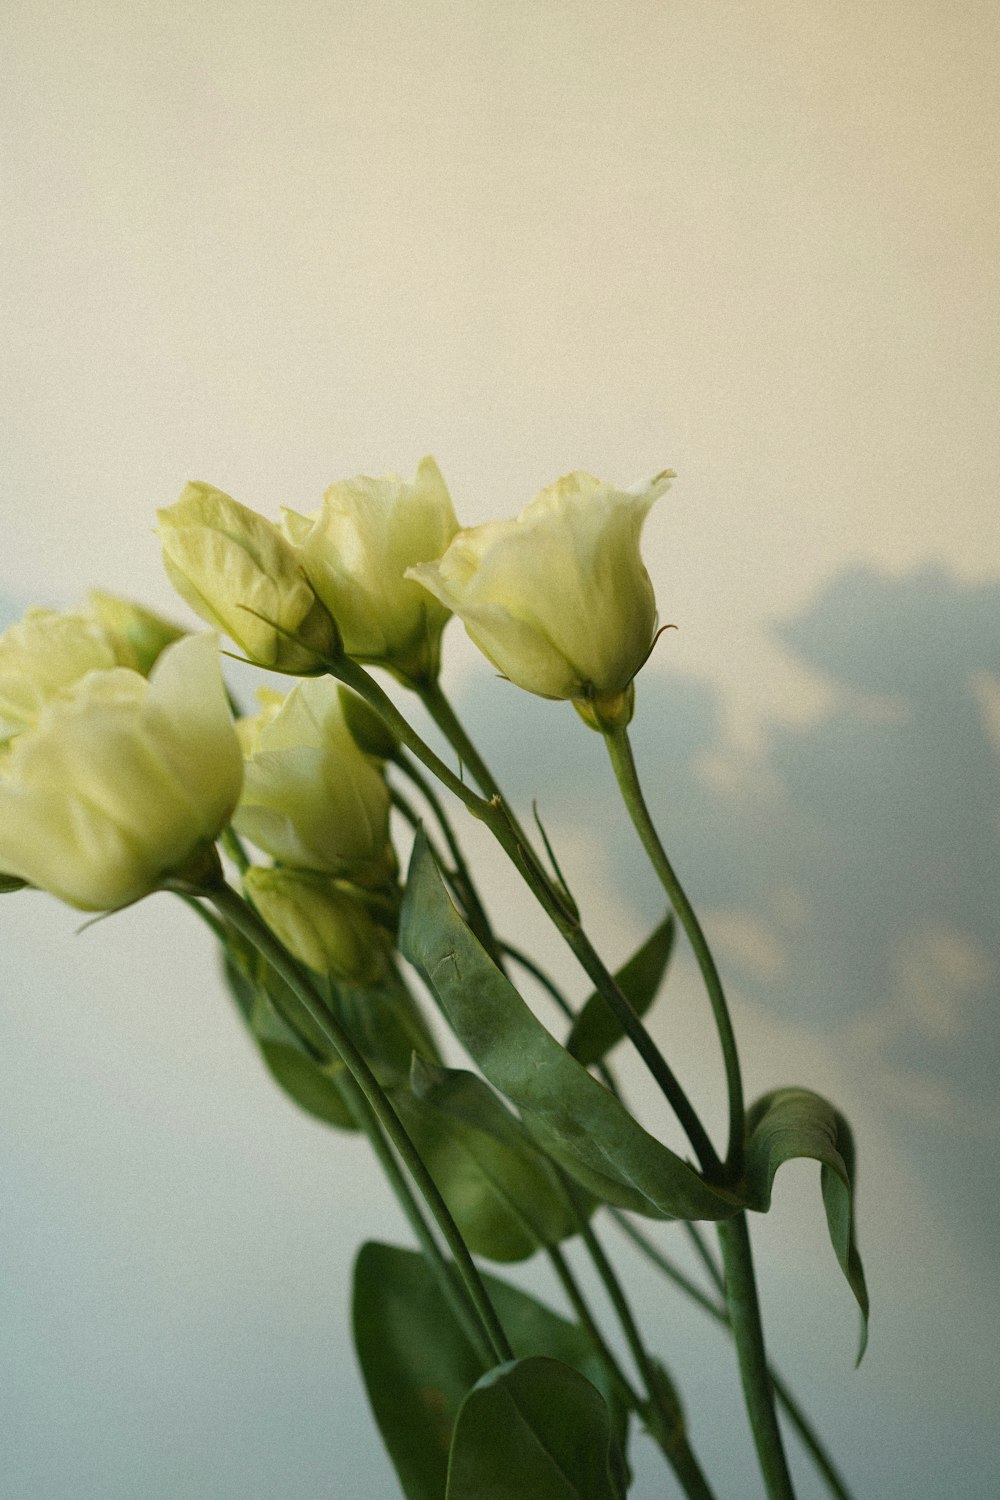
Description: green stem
392,749,499,957
717,1214,796,1500
203,878,513,1367
338,1074,495,1370
609,1211,726,1322
603,724,745,1174
418,677,512,807
546,1244,641,1408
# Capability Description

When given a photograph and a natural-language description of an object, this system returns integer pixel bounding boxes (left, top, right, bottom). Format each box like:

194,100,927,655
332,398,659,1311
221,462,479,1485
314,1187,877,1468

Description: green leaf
0,873,27,894
567,914,674,1066
352,1242,630,1500
744,1088,870,1360
446,1357,622,1500
399,834,742,1221
390,1058,579,1262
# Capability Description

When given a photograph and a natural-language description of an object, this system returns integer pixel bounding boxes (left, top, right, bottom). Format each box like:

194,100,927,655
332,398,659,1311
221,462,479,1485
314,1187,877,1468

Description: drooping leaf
744,1088,869,1360
390,1057,579,1262
567,914,674,1066
399,834,742,1221
446,1357,623,1500
352,1242,630,1500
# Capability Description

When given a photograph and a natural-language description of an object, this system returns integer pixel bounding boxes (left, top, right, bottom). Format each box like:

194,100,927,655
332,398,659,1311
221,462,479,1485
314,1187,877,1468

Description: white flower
408,470,672,712
281,456,458,684
0,634,242,910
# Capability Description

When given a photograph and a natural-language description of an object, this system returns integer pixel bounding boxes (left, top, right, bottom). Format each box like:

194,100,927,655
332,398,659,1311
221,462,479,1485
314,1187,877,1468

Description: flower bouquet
0,460,867,1498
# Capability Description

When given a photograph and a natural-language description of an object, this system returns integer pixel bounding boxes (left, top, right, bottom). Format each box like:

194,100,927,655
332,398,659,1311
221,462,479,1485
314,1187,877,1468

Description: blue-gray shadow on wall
455,563,1000,1263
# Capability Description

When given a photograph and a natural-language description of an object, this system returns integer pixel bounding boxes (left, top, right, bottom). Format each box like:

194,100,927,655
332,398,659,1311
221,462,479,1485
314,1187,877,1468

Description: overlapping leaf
446,1357,623,1500
399,834,741,1221
352,1242,630,1500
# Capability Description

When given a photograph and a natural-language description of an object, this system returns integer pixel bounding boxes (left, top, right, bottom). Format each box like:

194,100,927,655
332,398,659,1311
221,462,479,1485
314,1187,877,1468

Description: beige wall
3,5,998,1496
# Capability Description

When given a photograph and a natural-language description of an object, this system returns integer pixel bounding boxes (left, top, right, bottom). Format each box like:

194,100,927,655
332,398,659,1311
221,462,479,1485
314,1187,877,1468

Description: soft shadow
456,564,1000,1260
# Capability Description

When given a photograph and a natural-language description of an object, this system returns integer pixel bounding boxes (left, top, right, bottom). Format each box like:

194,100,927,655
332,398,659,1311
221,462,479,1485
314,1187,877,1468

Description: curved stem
203,878,513,1367
603,724,745,1174
717,1214,796,1500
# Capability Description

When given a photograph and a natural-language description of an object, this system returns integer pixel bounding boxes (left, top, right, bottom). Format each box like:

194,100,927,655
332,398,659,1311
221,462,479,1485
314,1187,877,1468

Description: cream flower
233,678,394,886
281,456,458,684
408,470,672,714
0,634,242,910
0,595,188,749
158,483,337,674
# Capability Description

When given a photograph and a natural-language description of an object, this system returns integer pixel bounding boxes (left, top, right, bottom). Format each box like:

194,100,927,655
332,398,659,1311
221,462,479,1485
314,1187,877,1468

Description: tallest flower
408,470,673,722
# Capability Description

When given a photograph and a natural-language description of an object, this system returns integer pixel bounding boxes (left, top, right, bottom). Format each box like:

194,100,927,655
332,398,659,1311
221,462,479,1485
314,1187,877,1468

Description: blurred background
2,3,998,1495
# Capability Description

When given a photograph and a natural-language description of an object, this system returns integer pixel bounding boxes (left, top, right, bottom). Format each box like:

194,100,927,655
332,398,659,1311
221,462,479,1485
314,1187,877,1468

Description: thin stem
717,1214,796,1500
611,1215,855,1500
546,1244,641,1408
603,724,745,1174
337,1075,495,1370
393,749,499,957
609,1211,726,1322
204,878,513,1367
683,1219,726,1296
419,677,511,806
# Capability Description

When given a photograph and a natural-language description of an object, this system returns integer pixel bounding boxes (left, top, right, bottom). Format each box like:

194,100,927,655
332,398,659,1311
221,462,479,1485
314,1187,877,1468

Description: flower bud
233,678,395,886
244,866,387,982
281,456,458,685
157,483,339,674
0,634,243,910
408,470,672,719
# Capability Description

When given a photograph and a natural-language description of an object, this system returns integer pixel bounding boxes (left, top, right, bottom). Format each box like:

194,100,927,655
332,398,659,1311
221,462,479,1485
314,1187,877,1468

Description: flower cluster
0,458,669,924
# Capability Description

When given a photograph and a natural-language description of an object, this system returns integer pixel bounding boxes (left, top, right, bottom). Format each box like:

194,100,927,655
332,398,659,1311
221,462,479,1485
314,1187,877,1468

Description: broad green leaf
390,1057,579,1262
744,1088,870,1360
447,1357,622,1500
399,834,742,1221
352,1242,630,1500
567,914,674,1066
0,873,27,893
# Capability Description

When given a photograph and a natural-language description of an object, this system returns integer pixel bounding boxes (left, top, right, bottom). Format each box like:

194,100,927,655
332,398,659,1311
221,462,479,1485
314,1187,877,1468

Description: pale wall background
2,3,998,1497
